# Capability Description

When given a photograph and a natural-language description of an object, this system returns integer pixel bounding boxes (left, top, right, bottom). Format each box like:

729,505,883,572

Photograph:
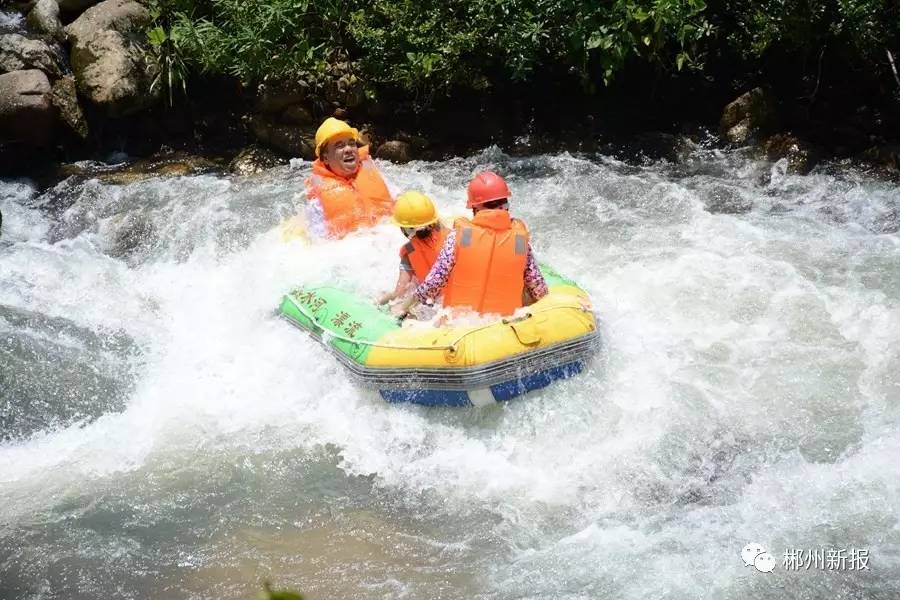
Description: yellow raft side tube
365,284,596,368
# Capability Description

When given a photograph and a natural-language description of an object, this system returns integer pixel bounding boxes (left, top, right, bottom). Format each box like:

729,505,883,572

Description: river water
1,146,899,599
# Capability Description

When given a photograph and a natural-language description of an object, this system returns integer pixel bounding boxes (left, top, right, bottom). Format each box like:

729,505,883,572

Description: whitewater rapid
1,147,899,598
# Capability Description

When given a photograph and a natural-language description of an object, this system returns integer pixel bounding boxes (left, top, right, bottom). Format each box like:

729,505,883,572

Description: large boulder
254,81,309,114
65,0,157,116
0,33,64,79
249,114,315,159
280,103,313,126
720,87,777,145
228,145,287,176
375,139,413,163
0,69,54,145
26,0,63,39
64,0,148,42
50,74,87,138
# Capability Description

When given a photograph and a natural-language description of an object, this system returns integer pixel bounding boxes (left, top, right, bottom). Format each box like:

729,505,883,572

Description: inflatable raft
278,266,600,406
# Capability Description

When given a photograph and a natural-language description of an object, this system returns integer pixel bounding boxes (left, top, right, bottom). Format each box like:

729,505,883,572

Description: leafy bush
146,0,900,106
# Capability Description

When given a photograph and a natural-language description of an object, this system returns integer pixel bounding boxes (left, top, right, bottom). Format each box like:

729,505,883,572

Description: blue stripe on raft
378,360,585,407
379,389,471,406
489,361,584,402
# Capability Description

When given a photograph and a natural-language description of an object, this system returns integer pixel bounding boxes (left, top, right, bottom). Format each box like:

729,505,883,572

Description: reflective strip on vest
515,234,526,255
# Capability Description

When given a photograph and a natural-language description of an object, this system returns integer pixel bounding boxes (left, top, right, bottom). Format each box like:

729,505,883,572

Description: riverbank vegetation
151,0,898,106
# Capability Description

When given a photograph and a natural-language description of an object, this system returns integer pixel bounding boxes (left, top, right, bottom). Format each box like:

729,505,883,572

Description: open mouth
340,150,359,169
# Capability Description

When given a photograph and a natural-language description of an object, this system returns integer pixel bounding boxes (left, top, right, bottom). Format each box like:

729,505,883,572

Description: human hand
390,302,408,318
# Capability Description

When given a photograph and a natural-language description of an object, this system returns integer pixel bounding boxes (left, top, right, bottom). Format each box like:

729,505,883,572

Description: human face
401,225,433,239
322,133,360,177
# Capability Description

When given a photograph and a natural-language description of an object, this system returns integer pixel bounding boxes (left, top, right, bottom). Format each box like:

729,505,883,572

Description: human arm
523,244,548,301
304,197,327,238
378,268,414,305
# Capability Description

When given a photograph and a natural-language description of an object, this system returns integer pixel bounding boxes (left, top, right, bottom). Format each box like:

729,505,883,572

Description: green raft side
279,286,400,365
539,263,580,289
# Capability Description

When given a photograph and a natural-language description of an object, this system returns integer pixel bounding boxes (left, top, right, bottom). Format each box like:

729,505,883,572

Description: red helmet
466,171,511,208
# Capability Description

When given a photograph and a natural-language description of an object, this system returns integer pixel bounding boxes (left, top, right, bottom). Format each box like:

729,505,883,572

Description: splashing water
1,147,899,599
0,10,25,34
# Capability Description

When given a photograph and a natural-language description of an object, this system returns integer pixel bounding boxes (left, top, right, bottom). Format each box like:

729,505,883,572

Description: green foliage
728,0,899,62
146,0,194,106
146,0,900,106
566,0,714,88
170,0,351,86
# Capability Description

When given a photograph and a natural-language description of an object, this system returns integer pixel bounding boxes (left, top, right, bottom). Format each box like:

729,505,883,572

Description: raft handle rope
284,293,594,352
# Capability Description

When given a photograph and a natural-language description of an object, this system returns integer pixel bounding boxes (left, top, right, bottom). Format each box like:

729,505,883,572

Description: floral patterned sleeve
414,230,457,303
524,244,549,300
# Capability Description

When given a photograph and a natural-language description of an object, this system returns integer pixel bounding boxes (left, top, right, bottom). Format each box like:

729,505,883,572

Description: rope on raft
283,293,593,351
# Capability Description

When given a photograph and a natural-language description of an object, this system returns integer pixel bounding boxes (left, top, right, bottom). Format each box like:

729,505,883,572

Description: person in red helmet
393,171,548,318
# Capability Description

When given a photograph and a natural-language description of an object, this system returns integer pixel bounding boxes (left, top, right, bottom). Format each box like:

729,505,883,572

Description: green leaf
676,51,687,70
586,32,605,50
147,26,167,47
642,35,652,46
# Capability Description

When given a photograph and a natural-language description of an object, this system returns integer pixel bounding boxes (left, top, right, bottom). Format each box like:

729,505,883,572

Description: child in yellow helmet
377,191,448,306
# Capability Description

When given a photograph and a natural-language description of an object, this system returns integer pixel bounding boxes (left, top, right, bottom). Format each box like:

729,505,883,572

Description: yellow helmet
314,117,359,157
392,191,439,228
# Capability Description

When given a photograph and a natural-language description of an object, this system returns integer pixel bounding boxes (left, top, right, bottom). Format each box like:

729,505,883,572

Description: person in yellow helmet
377,191,448,306
303,117,395,239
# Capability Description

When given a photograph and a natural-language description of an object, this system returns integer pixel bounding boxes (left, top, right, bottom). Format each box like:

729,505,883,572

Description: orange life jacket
443,209,529,315
304,146,394,238
399,225,448,282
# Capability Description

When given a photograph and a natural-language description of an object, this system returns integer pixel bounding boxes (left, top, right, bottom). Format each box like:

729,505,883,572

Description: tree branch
887,48,900,91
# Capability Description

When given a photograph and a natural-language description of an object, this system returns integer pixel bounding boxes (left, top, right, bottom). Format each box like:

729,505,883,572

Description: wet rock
280,103,313,126
625,131,698,163
859,144,900,176
49,74,87,138
0,69,54,146
58,152,222,184
228,145,287,176
394,130,428,150
111,153,221,182
0,33,64,79
26,0,62,38
760,133,821,175
65,0,157,116
249,114,315,158
701,184,753,214
254,81,308,114
63,0,146,39
375,139,413,163
720,87,776,145
107,209,155,256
